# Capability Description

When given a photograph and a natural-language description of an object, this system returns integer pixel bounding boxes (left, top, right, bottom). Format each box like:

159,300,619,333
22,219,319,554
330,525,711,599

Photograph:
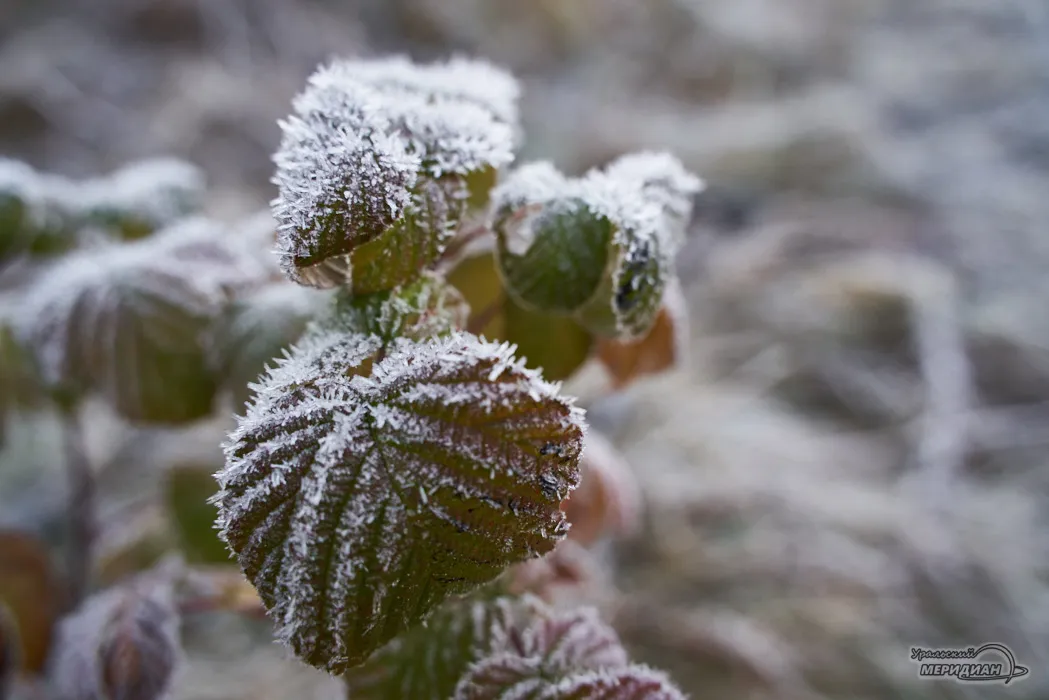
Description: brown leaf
562,431,640,545
595,278,688,390
0,530,62,673
50,576,180,700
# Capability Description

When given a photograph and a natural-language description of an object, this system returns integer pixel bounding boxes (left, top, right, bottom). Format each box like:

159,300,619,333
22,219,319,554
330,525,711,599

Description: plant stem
60,405,95,608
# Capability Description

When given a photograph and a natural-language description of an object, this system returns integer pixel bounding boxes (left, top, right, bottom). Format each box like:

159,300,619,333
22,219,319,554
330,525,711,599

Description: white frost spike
271,75,420,286
313,54,521,126
272,55,517,287
215,329,585,673
600,151,703,249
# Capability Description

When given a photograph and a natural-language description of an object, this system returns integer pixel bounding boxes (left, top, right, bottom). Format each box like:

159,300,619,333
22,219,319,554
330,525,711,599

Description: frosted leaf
14,220,253,421
595,275,688,390
215,330,585,672
343,593,524,699
346,178,465,293
546,667,688,700
0,158,76,260
454,600,638,700
272,55,515,289
214,282,333,410
314,54,520,127
323,272,468,343
77,158,206,240
601,152,703,249
49,577,181,700
271,77,419,287
492,161,672,338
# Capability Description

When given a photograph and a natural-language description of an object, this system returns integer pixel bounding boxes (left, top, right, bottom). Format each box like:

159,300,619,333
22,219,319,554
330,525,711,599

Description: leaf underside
215,330,585,672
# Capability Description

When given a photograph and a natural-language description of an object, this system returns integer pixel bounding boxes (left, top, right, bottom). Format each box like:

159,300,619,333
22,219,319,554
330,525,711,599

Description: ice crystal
322,272,469,343
271,77,419,286
272,55,515,289
452,597,688,700
600,151,703,249
215,330,585,672
314,54,520,126
49,578,180,700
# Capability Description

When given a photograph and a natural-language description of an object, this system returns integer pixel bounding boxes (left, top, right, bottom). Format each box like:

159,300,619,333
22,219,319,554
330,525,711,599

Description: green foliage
214,330,585,672
0,158,205,265
165,466,231,565
0,53,699,698
324,272,469,343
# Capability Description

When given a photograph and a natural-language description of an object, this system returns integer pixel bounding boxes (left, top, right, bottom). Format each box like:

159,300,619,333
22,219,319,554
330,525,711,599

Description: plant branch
59,405,95,609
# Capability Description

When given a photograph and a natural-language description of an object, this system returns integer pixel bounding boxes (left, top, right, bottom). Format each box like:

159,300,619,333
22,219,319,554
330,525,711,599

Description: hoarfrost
313,54,521,126
272,56,517,286
214,328,585,673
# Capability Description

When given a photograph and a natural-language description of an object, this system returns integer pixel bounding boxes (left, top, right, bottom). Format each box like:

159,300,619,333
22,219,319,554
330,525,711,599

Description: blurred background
2,1,1049,698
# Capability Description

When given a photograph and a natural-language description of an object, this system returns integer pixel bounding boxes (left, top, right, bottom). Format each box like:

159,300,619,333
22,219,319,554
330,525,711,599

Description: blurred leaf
562,431,640,545
215,331,585,672
165,466,230,565
214,282,330,410
446,248,506,339
95,506,177,588
0,530,61,674
78,159,205,242
50,575,181,700
14,223,258,423
595,280,688,390
343,594,523,700
446,250,593,381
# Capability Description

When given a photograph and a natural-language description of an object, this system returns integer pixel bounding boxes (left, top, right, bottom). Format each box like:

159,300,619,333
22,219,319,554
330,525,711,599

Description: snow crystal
272,56,518,286
600,150,703,248
311,54,521,126
271,76,420,283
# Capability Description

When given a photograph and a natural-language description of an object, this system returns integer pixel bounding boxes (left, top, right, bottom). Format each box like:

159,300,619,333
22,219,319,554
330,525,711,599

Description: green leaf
453,600,687,700
15,222,255,422
495,197,612,315
214,330,586,672
343,593,523,699
573,234,668,340
165,465,231,564
347,179,464,294
504,297,592,382
214,282,331,410
446,250,593,382
324,272,468,343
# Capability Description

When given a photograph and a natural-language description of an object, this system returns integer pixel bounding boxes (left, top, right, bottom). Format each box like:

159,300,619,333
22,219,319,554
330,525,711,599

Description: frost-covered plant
1,54,700,700
208,53,699,697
